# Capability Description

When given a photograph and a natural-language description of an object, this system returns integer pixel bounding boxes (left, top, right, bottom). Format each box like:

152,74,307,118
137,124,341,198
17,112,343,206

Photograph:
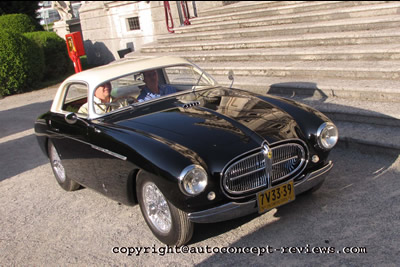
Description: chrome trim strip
49,132,127,161
188,200,257,224
91,145,127,161
229,166,266,181
273,155,299,166
294,161,333,194
189,161,332,223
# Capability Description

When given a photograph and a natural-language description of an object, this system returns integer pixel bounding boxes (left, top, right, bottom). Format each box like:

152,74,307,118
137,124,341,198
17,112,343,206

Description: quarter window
62,83,88,114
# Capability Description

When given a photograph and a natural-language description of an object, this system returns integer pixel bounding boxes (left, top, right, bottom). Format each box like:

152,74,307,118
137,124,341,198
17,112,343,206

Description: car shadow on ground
0,100,52,181
268,82,328,100
0,101,53,139
0,134,49,182
191,147,399,265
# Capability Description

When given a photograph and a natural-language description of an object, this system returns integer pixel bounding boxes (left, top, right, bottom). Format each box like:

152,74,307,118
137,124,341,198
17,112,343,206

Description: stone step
143,29,400,53
126,55,400,81
124,53,400,102
138,44,400,62
196,1,384,19
184,1,400,33
196,1,303,17
125,53,400,101
271,96,400,155
197,60,400,81
335,121,400,156
276,96,400,128
158,15,400,43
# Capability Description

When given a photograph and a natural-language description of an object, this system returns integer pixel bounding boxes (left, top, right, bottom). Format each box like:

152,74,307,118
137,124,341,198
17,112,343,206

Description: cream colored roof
50,56,213,119
64,56,193,89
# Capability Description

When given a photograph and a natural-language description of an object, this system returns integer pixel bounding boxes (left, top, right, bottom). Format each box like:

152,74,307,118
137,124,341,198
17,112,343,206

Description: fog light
207,191,216,200
312,155,319,163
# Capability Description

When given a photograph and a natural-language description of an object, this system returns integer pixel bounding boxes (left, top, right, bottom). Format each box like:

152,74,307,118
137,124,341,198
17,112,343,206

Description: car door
48,82,100,188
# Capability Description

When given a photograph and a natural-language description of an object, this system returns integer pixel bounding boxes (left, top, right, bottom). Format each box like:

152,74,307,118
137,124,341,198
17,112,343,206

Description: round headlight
317,122,338,150
179,165,208,196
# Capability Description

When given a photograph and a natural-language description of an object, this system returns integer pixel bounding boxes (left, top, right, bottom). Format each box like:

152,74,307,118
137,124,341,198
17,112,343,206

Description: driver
137,70,176,102
78,82,134,115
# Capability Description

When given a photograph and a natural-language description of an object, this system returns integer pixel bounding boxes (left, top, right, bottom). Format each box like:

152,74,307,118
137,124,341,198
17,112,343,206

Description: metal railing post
163,1,175,33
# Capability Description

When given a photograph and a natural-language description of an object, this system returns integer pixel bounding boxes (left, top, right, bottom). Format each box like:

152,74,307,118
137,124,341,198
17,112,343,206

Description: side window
110,73,143,99
164,66,198,85
62,83,88,114
164,66,210,86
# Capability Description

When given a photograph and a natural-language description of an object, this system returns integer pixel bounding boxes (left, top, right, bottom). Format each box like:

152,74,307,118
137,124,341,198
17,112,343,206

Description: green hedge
0,29,44,96
0,14,39,34
24,31,73,79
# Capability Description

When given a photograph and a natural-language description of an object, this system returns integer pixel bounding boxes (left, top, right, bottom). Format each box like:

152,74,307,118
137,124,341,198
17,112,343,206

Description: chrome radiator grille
222,142,307,196
223,152,267,194
271,143,306,184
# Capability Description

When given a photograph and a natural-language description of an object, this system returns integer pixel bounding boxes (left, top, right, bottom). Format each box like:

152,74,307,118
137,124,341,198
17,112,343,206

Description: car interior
61,65,213,116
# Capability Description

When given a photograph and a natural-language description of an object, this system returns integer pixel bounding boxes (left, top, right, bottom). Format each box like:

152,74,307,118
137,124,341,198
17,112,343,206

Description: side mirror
65,112,78,124
228,70,234,88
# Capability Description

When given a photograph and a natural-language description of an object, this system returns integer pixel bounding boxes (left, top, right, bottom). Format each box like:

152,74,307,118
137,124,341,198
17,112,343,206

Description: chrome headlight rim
179,164,208,196
317,122,338,150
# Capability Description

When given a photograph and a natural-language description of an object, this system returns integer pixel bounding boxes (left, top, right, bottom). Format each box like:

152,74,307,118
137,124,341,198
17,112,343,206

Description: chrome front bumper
188,161,333,223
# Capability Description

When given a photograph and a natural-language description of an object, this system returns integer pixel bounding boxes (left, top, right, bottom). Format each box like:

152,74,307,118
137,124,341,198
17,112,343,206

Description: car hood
104,87,303,171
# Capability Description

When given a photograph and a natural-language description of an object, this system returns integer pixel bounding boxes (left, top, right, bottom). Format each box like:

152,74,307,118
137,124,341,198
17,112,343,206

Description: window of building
127,17,140,31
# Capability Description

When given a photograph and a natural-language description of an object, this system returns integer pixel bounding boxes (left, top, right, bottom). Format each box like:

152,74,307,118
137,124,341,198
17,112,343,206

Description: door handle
48,119,60,132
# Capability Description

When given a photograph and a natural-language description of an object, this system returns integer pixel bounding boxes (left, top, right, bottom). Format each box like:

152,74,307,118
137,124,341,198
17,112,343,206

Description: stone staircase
127,1,400,155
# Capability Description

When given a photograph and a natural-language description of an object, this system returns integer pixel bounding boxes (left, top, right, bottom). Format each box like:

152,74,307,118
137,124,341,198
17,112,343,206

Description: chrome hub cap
143,182,172,234
50,144,66,183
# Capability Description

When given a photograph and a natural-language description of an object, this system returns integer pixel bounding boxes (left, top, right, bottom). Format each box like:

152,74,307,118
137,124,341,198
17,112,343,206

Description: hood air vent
181,101,201,109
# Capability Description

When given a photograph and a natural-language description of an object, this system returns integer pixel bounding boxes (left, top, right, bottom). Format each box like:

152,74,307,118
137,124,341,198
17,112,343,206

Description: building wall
79,1,224,65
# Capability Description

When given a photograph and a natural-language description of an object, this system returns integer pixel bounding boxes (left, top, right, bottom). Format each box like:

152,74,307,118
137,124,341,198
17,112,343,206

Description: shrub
0,29,44,96
24,31,73,79
0,14,39,34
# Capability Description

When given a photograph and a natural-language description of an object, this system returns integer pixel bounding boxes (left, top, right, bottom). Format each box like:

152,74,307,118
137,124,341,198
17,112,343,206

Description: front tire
136,172,194,246
48,140,80,191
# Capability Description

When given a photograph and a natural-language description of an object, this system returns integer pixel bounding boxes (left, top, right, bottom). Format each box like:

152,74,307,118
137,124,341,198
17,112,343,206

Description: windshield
89,64,216,115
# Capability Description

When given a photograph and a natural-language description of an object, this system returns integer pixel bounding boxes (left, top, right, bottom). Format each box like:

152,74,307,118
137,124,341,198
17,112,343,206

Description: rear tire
136,172,194,246
48,140,80,191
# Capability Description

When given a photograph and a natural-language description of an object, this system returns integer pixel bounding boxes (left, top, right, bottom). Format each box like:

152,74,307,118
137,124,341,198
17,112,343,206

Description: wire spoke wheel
136,172,194,246
48,141,80,191
143,182,172,234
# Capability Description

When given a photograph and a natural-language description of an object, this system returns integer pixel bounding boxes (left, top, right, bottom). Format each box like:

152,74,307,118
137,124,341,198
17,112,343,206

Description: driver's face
143,70,158,87
95,82,111,102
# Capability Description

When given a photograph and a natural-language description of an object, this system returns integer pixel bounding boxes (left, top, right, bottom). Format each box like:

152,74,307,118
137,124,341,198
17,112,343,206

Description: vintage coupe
35,56,338,246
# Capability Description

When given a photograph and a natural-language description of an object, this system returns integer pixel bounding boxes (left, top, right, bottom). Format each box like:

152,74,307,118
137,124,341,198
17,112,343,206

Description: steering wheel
97,96,138,112
112,95,138,105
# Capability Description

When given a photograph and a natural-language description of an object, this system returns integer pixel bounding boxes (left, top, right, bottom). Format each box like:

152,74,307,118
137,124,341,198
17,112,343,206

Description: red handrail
163,1,174,33
180,1,191,26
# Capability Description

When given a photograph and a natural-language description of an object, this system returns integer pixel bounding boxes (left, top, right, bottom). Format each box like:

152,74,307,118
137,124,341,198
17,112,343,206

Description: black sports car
35,56,338,245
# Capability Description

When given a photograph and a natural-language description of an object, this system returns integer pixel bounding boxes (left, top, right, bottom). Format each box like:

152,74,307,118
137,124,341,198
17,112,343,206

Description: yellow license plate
257,180,295,213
